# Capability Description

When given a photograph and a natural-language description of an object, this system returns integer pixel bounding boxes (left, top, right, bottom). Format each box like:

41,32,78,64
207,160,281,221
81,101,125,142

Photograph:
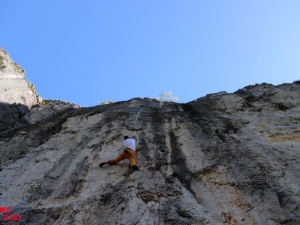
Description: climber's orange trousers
108,149,136,167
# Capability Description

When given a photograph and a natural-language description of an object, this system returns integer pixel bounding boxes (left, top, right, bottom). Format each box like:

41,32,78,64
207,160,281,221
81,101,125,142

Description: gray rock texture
0,48,43,134
0,81,300,224
0,48,42,107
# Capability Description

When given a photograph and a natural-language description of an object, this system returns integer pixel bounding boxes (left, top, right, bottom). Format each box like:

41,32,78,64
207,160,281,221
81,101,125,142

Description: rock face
0,48,42,107
0,81,300,225
0,48,43,133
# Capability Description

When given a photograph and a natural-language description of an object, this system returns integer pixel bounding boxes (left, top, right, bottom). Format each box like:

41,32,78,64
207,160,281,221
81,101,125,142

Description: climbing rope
134,148,148,156
148,148,161,225
0,197,40,225
135,148,161,224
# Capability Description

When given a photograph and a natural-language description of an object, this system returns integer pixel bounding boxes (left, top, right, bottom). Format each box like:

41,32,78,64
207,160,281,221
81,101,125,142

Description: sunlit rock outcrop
0,48,42,107
0,48,43,133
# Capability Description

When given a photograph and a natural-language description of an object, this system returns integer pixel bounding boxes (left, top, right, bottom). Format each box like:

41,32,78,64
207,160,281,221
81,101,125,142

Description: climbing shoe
99,162,106,168
132,165,139,171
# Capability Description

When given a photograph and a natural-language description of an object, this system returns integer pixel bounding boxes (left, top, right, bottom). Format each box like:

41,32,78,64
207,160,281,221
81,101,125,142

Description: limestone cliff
0,80,300,224
0,48,42,107
0,48,44,134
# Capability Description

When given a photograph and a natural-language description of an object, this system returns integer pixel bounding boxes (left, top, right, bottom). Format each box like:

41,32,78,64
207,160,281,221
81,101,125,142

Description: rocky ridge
0,53,300,224
0,48,42,108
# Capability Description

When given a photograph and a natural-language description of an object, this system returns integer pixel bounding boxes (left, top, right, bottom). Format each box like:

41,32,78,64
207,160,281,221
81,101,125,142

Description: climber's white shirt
123,139,136,150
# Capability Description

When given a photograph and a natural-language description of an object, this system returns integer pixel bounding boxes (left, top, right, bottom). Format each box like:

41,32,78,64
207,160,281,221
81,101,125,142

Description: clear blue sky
1,1,299,107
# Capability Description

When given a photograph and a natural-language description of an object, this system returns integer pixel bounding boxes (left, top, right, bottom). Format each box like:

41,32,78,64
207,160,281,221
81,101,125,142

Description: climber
99,136,139,171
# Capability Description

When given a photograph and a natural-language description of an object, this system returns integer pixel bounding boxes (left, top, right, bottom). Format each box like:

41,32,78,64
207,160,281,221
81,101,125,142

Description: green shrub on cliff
99,99,114,105
177,209,192,218
0,48,7,71
0,55,6,71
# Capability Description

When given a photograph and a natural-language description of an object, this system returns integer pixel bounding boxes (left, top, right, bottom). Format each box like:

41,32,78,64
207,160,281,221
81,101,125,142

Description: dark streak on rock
169,131,196,197
65,156,89,198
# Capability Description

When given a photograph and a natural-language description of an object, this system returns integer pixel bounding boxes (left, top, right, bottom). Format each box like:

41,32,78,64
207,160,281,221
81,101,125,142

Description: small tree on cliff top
99,99,114,105
155,91,179,102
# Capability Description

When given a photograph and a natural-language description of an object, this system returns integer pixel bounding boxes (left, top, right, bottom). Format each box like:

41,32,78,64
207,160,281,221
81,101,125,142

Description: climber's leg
126,149,139,170
108,152,126,165
100,149,139,169
128,157,136,167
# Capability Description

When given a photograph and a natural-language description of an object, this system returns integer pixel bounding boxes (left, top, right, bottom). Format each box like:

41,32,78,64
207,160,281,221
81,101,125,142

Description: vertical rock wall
0,82,299,224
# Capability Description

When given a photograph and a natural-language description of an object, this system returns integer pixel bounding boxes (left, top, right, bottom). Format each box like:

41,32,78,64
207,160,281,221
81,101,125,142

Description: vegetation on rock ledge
0,55,6,71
